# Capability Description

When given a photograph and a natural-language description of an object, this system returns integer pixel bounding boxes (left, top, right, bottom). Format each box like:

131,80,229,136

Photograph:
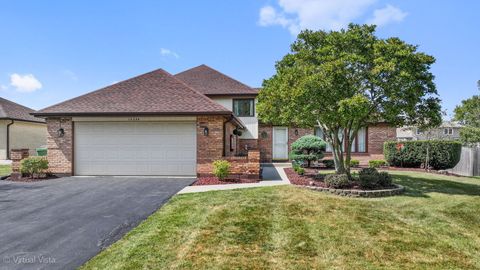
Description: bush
292,161,305,175
369,159,387,168
357,167,392,189
324,174,350,188
384,140,462,169
322,159,335,168
296,167,305,175
349,159,360,167
290,135,326,167
212,160,230,180
377,171,392,187
20,157,49,178
358,167,380,189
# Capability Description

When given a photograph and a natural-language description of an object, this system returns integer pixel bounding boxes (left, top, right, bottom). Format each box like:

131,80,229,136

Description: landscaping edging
305,184,405,198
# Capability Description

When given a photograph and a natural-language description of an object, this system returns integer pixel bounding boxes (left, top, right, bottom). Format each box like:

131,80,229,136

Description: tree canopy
454,84,480,145
257,24,442,175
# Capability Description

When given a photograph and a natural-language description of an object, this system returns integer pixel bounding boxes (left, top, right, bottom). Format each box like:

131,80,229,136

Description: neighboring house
397,121,462,141
0,97,46,160
33,65,396,176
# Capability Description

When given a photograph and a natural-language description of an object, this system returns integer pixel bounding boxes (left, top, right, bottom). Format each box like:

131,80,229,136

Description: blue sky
0,0,478,118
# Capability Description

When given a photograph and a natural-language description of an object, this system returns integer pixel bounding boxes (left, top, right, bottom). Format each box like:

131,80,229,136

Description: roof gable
0,98,45,123
34,69,231,116
174,64,258,96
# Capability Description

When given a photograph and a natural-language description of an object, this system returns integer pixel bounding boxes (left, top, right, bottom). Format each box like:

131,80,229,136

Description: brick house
32,65,395,177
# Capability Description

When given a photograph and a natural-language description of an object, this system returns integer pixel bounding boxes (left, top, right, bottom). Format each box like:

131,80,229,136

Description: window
314,127,367,153
416,128,424,135
315,128,332,152
444,128,453,135
233,99,254,117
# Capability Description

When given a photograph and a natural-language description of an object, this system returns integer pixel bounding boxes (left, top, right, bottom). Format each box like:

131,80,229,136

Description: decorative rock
305,184,404,198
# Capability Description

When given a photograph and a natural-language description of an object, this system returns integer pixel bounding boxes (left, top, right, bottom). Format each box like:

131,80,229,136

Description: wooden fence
451,146,480,176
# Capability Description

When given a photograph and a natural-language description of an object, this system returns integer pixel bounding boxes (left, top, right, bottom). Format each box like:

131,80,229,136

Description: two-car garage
74,121,197,176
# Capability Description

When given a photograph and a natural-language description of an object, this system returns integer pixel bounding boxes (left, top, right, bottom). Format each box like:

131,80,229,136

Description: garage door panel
75,122,196,176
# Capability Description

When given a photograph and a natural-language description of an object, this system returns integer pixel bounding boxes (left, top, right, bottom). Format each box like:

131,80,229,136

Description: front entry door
273,127,288,160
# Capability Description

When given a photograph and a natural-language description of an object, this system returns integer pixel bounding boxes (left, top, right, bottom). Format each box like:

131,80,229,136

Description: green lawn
0,165,11,176
82,171,480,270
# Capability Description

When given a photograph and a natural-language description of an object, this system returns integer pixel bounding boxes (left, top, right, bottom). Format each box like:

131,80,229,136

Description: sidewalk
177,163,291,194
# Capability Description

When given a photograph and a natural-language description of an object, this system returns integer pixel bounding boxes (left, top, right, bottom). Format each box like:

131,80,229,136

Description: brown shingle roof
33,69,232,116
174,64,258,96
0,98,45,123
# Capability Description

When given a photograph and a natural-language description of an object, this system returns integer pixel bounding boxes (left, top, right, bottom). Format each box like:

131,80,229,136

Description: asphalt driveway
0,176,195,270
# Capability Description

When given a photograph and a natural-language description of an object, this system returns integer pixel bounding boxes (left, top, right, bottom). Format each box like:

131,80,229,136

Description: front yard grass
82,171,480,270
0,165,11,176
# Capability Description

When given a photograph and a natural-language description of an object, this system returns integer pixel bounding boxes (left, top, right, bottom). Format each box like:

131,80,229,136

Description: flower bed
284,168,404,197
192,177,259,186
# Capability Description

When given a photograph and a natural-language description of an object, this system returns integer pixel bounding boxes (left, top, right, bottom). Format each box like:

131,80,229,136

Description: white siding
211,97,258,139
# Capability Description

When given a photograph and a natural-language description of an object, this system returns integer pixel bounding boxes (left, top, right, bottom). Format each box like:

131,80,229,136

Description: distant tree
257,24,442,177
454,85,480,145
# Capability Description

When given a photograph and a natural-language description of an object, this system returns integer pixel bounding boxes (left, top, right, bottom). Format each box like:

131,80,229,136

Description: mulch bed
4,175,59,182
284,168,396,190
192,177,259,186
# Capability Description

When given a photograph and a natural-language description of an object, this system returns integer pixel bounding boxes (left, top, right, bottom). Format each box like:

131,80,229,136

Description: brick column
10,148,29,180
247,150,260,179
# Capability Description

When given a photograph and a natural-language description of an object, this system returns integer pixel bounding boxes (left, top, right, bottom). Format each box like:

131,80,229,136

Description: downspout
6,120,14,159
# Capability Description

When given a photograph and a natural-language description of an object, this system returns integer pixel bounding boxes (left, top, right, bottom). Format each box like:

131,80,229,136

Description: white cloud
367,5,407,26
9,73,42,93
0,85,7,91
258,0,406,35
160,48,179,59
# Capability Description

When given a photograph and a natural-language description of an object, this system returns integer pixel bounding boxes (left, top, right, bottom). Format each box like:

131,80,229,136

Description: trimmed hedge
384,140,462,170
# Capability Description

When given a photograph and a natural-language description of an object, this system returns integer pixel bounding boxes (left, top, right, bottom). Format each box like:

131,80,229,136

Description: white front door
74,121,196,176
273,127,288,160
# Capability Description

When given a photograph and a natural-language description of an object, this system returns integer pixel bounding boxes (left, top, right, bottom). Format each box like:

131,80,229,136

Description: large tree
453,82,480,145
257,24,442,176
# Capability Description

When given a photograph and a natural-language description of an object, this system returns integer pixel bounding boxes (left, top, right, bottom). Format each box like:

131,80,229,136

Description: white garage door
74,122,196,176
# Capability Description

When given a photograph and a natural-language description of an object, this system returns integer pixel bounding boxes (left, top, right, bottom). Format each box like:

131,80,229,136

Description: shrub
384,140,462,169
212,160,230,180
324,174,350,188
357,167,392,189
296,167,305,175
377,171,392,187
290,135,326,167
369,159,387,168
292,161,305,175
322,159,335,168
20,157,49,178
358,167,380,189
349,159,360,167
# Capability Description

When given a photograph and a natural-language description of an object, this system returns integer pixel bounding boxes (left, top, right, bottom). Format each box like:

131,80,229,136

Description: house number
128,117,140,121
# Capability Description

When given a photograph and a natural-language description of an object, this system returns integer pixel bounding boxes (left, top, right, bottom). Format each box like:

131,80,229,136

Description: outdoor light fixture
203,127,209,136
261,131,268,139
294,129,299,136
57,128,65,137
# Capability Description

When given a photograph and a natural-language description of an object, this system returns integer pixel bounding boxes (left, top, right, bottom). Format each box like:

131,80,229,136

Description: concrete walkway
178,163,291,194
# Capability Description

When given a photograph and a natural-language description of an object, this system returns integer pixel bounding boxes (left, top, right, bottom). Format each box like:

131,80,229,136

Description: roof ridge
176,64,256,91
37,68,171,113
168,71,232,112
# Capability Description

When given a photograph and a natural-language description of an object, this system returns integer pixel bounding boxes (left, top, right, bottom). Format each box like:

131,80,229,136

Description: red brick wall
197,115,226,175
46,118,73,175
258,124,273,162
288,127,314,154
367,123,396,155
238,139,258,155
258,124,396,163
